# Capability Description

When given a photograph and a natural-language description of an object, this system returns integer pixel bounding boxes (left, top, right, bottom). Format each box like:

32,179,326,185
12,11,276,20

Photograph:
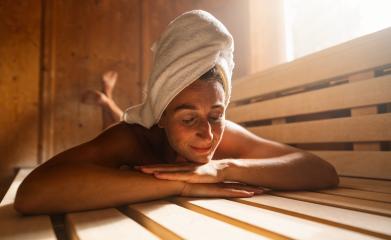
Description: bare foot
102,71,118,99
81,89,108,106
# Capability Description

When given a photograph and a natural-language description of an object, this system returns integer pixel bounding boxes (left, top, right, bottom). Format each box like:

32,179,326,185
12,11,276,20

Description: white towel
123,10,235,128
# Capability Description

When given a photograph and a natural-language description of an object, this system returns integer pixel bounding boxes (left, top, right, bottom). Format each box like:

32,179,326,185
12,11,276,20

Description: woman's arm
14,161,184,215
137,120,339,190
222,152,339,190
14,123,183,214
222,121,339,190
14,122,259,215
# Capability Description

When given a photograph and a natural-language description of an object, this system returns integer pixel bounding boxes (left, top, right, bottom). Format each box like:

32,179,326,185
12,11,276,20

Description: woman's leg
82,71,124,129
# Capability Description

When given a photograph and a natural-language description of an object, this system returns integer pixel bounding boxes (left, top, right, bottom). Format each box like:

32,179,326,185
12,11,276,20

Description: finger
135,164,197,173
219,183,269,195
154,172,193,182
216,188,255,198
136,162,197,168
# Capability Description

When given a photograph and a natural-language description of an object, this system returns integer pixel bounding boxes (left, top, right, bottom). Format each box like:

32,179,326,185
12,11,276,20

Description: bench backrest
227,27,391,180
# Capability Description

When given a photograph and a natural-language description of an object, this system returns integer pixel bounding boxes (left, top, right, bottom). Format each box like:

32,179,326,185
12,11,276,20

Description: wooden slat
122,200,268,240
272,191,391,216
317,188,391,203
231,27,391,101
0,169,57,240
348,71,383,151
66,208,158,240
248,113,391,143
350,105,381,150
311,151,391,180
227,75,391,123
339,177,391,194
1,169,32,206
236,195,391,238
172,197,379,240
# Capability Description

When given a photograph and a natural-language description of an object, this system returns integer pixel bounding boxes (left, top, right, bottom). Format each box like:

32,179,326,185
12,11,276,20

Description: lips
190,145,212,153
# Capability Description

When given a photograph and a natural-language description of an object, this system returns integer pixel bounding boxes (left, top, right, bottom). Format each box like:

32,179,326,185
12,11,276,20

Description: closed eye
183,118,196,125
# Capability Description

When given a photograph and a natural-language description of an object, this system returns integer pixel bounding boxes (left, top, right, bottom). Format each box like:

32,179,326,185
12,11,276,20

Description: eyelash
182,115,223,125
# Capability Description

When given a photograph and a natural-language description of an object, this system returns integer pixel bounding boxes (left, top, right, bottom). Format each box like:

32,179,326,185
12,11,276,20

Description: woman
14,10,338,215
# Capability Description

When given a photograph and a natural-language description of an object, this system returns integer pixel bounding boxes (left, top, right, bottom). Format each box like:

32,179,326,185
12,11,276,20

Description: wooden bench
1,28,390,239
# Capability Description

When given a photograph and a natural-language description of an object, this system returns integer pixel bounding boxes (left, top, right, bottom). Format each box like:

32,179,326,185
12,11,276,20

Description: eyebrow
174,103,224,112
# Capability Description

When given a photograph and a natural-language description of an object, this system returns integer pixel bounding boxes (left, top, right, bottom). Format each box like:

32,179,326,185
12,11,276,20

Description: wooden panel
123,200,268,239
348,71,382,151
0,169,56,240
0,0,40,199
339,177,391,194
66,208,158,240
40,0,56,162
172,197,378,239
46,0,142,156
311,151,391,180
248,113,391,144
237,195,391,238
231,27,391,101
317,188,391,203
272,191,391,216
227,75,391,122
248,0,287,74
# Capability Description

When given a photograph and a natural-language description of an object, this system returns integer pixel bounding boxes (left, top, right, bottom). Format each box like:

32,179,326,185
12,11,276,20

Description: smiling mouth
190,145,212,153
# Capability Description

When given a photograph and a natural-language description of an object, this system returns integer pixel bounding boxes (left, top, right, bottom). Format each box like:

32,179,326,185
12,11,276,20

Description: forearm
14,163,184,215
223,152,339,190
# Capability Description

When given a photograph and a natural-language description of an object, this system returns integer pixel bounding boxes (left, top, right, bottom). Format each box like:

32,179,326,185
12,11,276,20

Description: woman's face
158,79,226,164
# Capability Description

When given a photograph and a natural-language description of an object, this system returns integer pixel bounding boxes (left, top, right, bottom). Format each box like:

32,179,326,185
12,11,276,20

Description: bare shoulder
214,120,300,159
81,122,159,167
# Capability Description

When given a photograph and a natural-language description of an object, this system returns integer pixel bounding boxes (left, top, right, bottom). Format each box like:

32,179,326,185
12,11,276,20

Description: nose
196,119,213,141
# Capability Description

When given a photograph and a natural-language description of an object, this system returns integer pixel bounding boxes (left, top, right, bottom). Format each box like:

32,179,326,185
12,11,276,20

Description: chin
187,152,213,164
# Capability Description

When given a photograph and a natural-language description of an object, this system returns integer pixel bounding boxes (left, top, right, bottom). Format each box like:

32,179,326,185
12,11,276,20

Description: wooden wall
0,0,41,199
0,0,252,198
41,0,143,160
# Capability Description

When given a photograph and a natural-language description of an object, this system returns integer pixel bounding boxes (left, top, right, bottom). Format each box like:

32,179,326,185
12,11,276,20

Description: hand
135,161,229,183
180,182,267,198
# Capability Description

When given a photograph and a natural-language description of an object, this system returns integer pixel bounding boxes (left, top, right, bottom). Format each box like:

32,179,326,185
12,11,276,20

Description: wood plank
353,142,382,151
66,208,158,240
317,188,391,203
227,74,391,123
0,0,41,200
248,113,391,143
1,169,32,206
339,177,391,194
272,118,286,124
348,71,375,82
122,200,269,240
272,191,391,216
172,197,379,240
231,27,391,101
236,195,391,238
0,169,56,240
311,151,391,180
348,70,382,150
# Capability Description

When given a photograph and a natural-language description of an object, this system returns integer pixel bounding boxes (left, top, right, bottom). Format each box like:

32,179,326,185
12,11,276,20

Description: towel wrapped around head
123,10,235,128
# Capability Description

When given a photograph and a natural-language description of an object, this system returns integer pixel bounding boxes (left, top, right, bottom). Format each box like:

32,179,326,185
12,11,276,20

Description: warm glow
283,0,391,60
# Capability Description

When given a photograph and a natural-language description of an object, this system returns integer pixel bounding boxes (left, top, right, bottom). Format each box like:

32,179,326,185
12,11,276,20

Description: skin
14,79,339,215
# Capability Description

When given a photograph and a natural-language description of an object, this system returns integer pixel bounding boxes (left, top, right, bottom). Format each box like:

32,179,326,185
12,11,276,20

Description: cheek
165,124,191,150
212,123,224,143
